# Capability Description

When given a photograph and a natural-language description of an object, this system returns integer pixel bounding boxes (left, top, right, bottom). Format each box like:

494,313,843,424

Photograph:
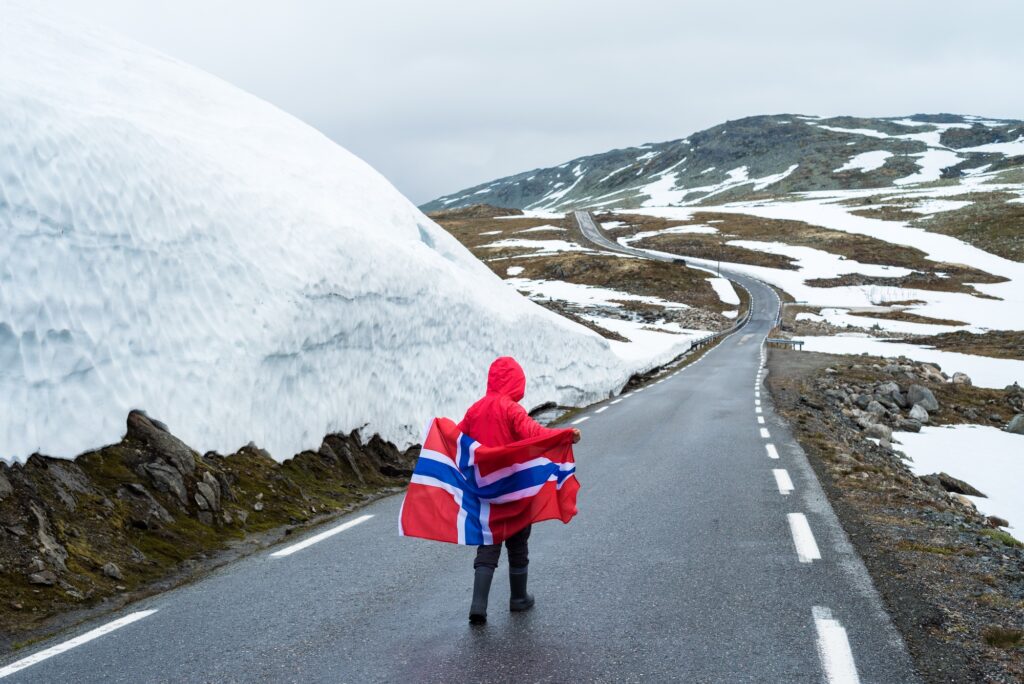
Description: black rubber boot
508,565,535,612
469,567,494,624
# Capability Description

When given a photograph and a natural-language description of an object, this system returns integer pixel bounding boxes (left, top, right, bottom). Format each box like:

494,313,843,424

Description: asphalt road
0,217,920,683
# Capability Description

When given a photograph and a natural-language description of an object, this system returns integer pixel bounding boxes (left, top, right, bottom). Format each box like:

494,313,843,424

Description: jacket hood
486,356,526,401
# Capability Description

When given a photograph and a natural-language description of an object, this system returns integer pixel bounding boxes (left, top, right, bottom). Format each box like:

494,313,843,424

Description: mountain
421,114,1024,212
0,4,637,464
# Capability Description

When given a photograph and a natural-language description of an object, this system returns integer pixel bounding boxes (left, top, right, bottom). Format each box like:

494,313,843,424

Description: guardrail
766,337,804,350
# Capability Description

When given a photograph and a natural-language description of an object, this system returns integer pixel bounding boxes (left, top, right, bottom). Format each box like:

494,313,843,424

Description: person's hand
571,428,581,444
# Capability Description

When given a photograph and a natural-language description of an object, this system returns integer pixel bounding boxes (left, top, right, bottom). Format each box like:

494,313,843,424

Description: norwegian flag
399,417,579,545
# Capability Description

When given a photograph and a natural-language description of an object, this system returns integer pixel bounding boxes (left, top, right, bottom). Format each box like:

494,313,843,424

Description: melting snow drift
0,6,636,463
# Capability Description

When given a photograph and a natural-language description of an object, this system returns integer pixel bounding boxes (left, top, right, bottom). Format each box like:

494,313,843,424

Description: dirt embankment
0,411,415,649
767,350,1024,682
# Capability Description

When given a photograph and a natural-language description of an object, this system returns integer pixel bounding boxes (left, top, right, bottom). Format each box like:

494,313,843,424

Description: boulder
934,472,986,497
1006,414,1024,435
907,385,939,412
866,400,887,417
909,404,930,423
127,410,196,477
986,515,1010,528
951,372,972,386
865,423,892,441
142,461,188,506
898,419,922,433
0,470,11,501
854,395,872,410
877,381,901,396
195,478,220,513
102,562,123,580
28,570,57,586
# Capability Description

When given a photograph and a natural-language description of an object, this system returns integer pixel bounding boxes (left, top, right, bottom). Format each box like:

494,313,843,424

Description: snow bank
708,277,740,306
898,425,1024,531
0,5,634,463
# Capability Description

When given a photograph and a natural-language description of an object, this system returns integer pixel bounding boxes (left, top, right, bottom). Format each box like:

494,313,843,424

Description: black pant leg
474,542,501,570
505,524,532,568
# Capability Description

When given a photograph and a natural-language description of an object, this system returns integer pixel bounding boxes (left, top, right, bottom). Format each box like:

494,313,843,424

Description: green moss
979,529,1024,548
982,626,1023,649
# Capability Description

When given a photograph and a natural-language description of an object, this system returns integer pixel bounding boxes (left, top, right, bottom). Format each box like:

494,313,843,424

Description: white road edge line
610,398,623,405
772,469,794,495
765,444,779,459
595,406,608,414
759,428,771,439
787,512,822,563
812,606,862,684
0,610,158,679
271,514,374,558
572,416,589,425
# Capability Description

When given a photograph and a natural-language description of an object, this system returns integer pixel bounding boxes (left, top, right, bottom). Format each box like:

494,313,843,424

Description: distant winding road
0,214,920,683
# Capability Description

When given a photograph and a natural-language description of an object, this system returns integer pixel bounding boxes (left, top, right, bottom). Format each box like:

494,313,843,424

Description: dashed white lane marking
757,416,765,424
595,406,609,414
759,427,771,439
0,610,158,679
610,398,623,405
572,416,589,425
755,406,762,414
271,514,374,558
812,606,862,684
787,513,822,563
765,444,779,459
755,399,761,407
755,391,760,398
772,469,794,495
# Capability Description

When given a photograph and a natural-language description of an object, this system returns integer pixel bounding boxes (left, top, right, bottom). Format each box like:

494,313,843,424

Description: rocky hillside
422,114,1024,212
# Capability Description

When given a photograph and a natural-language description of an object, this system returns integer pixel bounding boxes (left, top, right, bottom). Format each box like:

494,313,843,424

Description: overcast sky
43,1,1024,204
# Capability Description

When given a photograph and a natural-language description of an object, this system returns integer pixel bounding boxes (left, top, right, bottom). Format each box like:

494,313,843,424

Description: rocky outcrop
0,411,416,644
907,384,940,412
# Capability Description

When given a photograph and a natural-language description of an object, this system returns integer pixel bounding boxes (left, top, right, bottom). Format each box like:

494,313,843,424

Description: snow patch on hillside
834,151,893,173
899,425,1023,531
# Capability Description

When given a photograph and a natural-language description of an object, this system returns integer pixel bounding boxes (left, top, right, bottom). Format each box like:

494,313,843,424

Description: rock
898,419,922,433
877,381,901,396
197,472,221,511
194,492,210,511
1006,414,1024,435
30,503,68,571
236,509,248,524
126,410,196,476
909,404,930,423
951,372,972,386
865,423,892,441
854,395,872,410
142,461,188,505
907,385,939,412
28,570,57,586
934,472,986,497
253,501,264,512
0,470,12,501
986,515,1010,528
866,400,886,417
102,562,123,580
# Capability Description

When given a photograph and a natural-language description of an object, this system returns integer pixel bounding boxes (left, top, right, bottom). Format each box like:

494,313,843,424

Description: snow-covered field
0,6,643,464
898,425,1023,530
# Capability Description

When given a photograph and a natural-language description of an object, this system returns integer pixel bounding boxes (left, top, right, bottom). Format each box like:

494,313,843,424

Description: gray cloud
41,0,1024,204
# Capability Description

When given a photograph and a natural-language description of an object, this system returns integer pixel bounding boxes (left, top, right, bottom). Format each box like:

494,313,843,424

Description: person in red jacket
458,356,581,624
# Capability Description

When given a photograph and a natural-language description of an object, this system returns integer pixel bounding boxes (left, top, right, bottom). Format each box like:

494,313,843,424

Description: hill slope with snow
0,5,638,464
422,114,1024,212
